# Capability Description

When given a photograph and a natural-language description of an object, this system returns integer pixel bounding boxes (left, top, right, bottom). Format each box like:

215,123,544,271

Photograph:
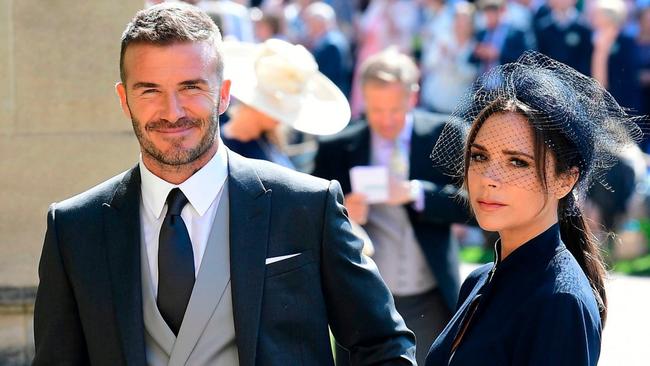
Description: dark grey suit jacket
33,150,415,365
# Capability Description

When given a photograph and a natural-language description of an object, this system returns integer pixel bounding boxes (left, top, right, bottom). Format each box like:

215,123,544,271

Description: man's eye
510,158,530,168
183,85,200,90
142,89,158,94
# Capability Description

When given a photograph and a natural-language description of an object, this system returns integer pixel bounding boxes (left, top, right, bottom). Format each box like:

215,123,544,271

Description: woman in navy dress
426,51,643,365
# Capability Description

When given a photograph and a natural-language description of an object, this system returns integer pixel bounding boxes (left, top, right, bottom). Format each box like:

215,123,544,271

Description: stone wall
0,1,143,363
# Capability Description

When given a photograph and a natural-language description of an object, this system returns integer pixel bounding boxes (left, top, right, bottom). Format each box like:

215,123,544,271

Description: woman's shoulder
526,248,601,320
456,263,493,308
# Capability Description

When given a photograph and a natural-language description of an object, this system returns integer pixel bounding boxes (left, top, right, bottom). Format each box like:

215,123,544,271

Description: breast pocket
264,249,316,278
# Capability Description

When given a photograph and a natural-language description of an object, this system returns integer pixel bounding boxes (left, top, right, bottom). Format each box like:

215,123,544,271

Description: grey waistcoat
140,184,239,366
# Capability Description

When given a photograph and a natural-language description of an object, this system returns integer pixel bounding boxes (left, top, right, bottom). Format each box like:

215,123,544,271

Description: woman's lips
476,200,507,211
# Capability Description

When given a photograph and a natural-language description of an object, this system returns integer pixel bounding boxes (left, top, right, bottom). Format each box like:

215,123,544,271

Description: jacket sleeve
320,181,416,365
512,293,602,366
33,204,90,365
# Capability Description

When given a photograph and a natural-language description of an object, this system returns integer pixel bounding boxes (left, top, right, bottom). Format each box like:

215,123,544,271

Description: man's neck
142,143,219,185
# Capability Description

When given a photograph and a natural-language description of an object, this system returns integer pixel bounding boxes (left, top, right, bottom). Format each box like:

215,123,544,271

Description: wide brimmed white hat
222,38,351,135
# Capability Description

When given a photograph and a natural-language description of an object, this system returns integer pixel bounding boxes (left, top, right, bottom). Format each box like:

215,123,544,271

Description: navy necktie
157,188,195,335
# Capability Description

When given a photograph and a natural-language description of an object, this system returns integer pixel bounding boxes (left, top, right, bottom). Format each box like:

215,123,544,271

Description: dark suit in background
311,30,353,98
535,13,593,76
472,25,529,74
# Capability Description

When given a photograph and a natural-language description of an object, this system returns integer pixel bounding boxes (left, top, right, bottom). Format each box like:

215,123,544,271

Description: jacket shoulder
241,157,333,194
317,120,368,146
53,169,131,214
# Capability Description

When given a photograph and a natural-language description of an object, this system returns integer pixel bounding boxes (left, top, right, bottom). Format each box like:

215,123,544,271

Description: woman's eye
470,152,487,162
510,158,529,168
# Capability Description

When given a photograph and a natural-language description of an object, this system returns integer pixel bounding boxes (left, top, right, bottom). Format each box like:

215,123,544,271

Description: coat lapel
102,166,147,366
409,113,435,179
227,151,271,366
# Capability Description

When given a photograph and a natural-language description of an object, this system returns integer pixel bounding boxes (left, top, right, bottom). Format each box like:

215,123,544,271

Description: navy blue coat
311,112,472,311
426,223,602,366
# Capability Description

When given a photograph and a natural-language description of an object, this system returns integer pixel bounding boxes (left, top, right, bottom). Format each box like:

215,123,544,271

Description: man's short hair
119,3,224,83
359,48,420,92
304,2,337,29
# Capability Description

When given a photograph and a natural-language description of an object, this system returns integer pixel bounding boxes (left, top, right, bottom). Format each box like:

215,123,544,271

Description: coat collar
494,223,564,276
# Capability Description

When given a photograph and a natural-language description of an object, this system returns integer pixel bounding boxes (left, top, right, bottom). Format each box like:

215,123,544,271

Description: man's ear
408,88,419,110
115,82,132,119
555,167,579,199
218,79,232,115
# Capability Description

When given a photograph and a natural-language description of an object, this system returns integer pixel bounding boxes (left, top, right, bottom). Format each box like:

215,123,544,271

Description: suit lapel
102,166,147,366
227,151,271,366
409,114,433,179
347,124,371,167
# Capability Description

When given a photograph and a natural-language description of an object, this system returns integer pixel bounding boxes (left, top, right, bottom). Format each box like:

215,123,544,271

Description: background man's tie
389,141,408,179
157,188,195,335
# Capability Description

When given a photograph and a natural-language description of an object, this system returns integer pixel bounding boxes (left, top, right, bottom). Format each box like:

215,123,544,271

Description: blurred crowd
150,0,650,262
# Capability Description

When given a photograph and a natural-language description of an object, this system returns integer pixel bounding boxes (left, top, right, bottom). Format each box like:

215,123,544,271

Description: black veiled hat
430,51,645,214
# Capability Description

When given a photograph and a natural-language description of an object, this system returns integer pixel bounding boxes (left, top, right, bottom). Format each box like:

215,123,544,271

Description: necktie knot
166,188,188,216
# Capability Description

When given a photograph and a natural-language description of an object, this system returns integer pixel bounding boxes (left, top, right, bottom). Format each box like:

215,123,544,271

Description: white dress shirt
139,142,228,297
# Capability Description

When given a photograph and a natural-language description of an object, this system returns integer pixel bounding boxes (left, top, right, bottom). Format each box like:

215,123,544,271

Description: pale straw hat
222,38,351,135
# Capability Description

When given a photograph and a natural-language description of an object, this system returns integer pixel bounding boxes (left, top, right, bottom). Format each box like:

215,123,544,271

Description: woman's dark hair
463,98,608,325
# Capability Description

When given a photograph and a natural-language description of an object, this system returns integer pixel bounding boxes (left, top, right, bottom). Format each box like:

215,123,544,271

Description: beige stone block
0,0,14,135
0,310,29,364
0,133,140,287
13,0,143,134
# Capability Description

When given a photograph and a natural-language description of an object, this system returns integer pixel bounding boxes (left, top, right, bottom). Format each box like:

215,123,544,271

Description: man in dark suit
534,0,593,76
471,0,529,74
32,3,415,365
312,49,470,365
303,1,353,98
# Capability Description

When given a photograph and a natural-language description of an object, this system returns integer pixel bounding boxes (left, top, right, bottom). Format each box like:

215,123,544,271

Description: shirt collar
140,139,228,220
371,112,414,148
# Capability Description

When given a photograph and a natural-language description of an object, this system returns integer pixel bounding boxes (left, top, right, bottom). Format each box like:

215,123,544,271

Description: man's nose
161,93,186,122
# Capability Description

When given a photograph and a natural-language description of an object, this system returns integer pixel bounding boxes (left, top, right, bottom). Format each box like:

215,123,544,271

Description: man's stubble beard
130,102,221,167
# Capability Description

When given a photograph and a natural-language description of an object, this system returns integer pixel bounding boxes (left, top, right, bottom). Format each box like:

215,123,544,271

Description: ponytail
559,199,608,326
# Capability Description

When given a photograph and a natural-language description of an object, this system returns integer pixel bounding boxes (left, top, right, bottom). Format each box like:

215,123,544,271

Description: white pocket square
265,253,301,265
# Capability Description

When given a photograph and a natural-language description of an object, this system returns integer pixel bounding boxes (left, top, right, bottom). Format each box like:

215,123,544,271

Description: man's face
116,41,230,167
362,82,417,141
484,7,503,29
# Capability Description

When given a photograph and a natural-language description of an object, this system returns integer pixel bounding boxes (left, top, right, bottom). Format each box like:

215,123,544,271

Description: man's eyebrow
179,79,209,86
132,82,159,90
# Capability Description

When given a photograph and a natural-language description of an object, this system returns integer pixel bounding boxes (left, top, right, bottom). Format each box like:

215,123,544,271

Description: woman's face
467,112,567,235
